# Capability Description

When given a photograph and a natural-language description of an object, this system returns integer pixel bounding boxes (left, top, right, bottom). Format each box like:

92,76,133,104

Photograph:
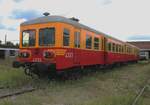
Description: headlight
19,52,30,58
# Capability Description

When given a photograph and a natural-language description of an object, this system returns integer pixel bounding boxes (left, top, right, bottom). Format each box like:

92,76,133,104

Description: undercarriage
13,61,56,78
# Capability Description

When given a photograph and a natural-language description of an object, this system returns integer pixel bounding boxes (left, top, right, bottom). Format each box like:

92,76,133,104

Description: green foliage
0,40,19,48
0,60,33,88
0,61,150,105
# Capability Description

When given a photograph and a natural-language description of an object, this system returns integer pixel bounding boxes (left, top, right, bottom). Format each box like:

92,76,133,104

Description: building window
74,31,80,48
9,50,16,56
94,37,99,50
86,35,92,49
22,30,36,47
39,28,55,46
63,28,70,46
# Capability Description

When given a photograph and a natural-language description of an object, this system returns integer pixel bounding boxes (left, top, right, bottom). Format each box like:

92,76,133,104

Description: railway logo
65,52,73,58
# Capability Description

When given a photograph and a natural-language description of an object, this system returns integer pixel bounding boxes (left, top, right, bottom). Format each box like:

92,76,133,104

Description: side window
116,44,118,52
86,35,92,49
108,43,111,51
112,43,115,52
120,45,122,53
94,37,99,50
121,46,124,53
118,45,121,53
101,39,104,50
124,45,126,53
127,47,129,53
63,28,70,46
39,28,55,46
129,48,131,54
74,31,80,48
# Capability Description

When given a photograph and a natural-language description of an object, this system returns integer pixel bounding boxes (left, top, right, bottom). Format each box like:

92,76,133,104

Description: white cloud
0,0,150,43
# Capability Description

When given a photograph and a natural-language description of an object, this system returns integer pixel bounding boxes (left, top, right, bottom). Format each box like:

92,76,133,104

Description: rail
0,87,36,99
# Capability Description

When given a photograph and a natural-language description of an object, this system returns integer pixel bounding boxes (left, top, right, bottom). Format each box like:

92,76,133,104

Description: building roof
0,48,19,51
128,41,150,50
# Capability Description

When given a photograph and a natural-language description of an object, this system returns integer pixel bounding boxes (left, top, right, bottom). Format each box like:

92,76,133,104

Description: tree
15,43,19,48
6,41,14,47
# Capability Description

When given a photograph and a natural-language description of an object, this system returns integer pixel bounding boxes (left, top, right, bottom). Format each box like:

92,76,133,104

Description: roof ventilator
43,12,50,16
69,17,79,22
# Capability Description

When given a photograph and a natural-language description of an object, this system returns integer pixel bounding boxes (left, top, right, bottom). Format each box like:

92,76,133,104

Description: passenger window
116,44,118,52
74,32,80,48
94,37,99,50
86,35,92,49
127,47,129,53
108,43,111,51
122,46,124,53
63,28,70,46
39,28,55,46
101,39,104,50
119,45,121,52
112,43,115,52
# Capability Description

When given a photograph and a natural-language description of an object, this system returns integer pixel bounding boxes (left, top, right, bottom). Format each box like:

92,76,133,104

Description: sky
0,0,150,43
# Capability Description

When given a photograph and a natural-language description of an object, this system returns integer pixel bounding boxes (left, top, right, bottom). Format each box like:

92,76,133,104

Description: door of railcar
103,37,108,64
73,28,81,66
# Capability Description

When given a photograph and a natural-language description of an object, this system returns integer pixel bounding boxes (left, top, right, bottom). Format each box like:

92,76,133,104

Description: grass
0,59,33,89
0,60,150,105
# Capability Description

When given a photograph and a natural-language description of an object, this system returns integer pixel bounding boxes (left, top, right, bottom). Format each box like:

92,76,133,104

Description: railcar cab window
63,28,70,46
39,28,55,46
74,31,80,48
86,35,92,49
94,37,99,50
22,30,36,47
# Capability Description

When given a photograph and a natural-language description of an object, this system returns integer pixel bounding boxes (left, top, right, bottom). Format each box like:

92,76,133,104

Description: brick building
128,41,150,60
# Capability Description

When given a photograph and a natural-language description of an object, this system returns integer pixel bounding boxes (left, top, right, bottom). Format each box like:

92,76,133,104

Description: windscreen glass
22,30,36,47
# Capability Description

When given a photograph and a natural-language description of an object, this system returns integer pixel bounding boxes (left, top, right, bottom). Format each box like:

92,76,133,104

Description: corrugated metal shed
128,41,150,60
128,41,150,50
0,48,19,59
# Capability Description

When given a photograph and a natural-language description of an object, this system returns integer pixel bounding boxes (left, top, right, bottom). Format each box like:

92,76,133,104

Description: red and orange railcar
13,14,139,76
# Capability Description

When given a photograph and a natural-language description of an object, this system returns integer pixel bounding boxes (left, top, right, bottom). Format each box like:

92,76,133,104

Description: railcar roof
21,16,115,39
21,16,138,49
21,16,105,35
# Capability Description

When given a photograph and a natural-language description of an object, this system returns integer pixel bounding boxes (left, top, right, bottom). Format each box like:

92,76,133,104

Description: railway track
0,87,4,89
0,87,36,99
131,79,150,105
